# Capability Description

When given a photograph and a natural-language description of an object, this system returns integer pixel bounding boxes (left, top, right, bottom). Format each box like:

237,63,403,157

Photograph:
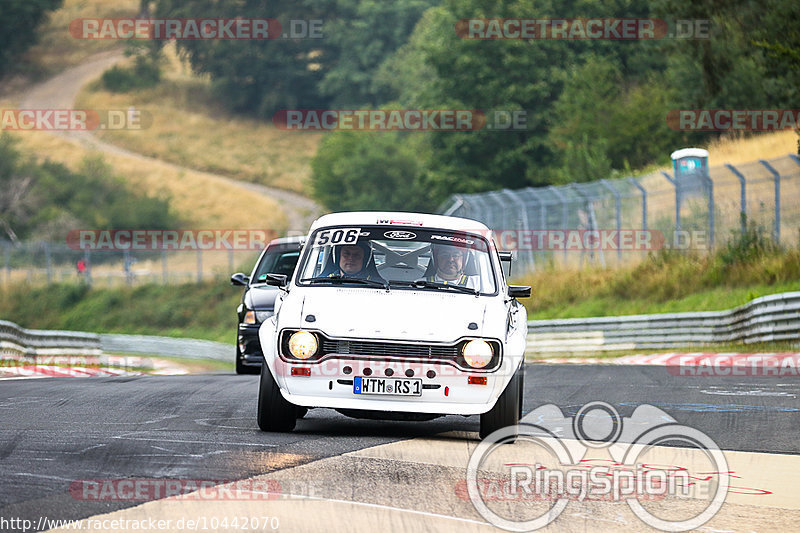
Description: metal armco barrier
527,291,800,355
0,320,231,362
99,334,231,362
0,320,101,357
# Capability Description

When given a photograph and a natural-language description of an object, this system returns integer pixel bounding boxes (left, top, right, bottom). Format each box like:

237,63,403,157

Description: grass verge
2,129,287,232
75,44,322,194
516,230,800,319
0,282,242,344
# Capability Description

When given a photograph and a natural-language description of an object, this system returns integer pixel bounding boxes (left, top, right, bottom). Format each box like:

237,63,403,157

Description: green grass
2,229,799,345
0,282,242,344
517,228,800,320
526,280,800,320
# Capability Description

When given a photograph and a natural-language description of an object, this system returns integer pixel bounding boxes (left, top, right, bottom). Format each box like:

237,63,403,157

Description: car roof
308,212,489,234
266,235,304,248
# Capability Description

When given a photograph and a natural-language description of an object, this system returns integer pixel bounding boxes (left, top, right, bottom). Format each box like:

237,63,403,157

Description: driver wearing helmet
327,242,383,281
428,244,479,289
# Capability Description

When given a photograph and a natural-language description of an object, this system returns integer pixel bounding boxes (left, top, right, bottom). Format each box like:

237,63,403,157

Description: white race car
256,212,530,438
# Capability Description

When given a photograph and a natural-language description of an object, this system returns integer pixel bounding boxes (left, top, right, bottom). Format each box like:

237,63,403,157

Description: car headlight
243,310,274,325
462,339,493,369
288,331,318,359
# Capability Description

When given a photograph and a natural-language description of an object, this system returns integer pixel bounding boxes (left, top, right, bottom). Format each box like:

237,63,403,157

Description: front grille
321,339,459,357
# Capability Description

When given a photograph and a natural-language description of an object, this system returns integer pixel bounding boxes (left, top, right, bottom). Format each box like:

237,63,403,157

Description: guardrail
0,320,231,362
0,319,102,357
527,291,800,355
99,334,231,362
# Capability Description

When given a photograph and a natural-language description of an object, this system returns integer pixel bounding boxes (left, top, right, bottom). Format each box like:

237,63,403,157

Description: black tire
480,367,521,440
296,407,308,419
235,345,260,375
257,364,296,432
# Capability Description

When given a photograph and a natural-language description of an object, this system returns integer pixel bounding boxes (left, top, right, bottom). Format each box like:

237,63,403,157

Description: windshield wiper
387,279,479,296
301,276,389,290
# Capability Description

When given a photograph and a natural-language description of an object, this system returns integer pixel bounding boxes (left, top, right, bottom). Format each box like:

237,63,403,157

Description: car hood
285,288,490,342
245,285,280,310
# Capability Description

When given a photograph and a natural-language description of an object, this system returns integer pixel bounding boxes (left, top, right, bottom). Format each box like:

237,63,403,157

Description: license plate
353,376,422,396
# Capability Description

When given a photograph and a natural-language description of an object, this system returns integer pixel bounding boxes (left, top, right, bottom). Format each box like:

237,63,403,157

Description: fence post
705,173,715,248
725,163,747,236
661,171,679,235
600,179,623,262
567,184,593,268
500,189,535,272
627,177,647,230
123,249,132,286
759,160,781,243
84,249,92,287
441,195,464,217
3,241,9,287
44,242,52,284
196,249,203,283
548,186,569,262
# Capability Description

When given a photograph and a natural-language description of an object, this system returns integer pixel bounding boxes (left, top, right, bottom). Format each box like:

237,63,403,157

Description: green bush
101,55,161,92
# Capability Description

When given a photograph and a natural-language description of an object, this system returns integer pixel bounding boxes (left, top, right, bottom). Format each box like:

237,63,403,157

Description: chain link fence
440,153,800,272
0,243,263,287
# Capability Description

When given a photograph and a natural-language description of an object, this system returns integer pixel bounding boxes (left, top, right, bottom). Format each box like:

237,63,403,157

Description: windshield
252,248,300,283
296,226,497,295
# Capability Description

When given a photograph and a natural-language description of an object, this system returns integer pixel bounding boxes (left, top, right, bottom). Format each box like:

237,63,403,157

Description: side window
272,252,299,276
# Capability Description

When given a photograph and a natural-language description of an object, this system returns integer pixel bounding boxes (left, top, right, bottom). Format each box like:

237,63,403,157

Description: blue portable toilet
671,148,709,202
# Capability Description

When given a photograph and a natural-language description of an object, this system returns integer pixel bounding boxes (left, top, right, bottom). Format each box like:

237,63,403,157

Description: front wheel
480,367,522,440
257,364,296,432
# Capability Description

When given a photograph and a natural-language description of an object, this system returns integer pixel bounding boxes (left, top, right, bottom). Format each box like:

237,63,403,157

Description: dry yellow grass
75,44,322,194
3,127,287,233
705,130,798,165
22,0,138,75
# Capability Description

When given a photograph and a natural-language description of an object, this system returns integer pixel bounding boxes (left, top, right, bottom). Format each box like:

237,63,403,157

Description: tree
0,0,63,76
311,130,435,212
317,0,438,107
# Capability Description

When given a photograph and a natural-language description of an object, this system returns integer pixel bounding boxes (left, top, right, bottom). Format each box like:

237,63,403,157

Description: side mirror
498,251,512,277
265,273,288,287
230,272,250,286
508,285,531,298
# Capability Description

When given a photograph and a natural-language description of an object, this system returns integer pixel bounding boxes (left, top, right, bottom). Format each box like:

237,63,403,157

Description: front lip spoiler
278,390,498,415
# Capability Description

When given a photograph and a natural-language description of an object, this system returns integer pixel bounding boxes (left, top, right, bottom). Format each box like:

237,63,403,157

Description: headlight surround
462,339,493,369
288,331,318,359
243,310,273,325
256,310,273,322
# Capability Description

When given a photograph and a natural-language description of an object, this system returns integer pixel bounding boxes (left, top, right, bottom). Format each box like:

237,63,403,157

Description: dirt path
19,51,322,233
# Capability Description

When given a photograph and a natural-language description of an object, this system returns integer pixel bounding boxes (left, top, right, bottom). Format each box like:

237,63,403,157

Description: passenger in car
426,244,479,289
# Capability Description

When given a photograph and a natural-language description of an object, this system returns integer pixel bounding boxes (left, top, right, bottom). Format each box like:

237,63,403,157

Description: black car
230,236,303,374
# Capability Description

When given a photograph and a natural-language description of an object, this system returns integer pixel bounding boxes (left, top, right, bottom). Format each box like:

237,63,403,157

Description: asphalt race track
1,365,798,531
